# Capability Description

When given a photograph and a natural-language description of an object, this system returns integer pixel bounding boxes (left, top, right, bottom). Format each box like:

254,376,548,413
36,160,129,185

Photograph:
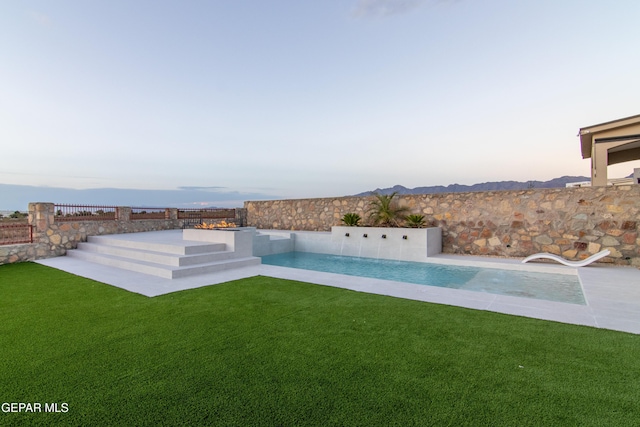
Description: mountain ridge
354,176,591,196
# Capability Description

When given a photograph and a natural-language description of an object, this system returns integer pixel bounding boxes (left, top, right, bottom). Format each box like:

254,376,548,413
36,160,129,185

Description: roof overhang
579,114,640,159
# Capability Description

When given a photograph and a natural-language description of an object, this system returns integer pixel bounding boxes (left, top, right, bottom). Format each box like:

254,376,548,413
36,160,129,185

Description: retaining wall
245,186,640,266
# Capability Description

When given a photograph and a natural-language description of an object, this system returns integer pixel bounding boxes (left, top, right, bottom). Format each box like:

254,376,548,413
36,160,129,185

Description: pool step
76,242,238,266
66,230,261,279
86,234,225,255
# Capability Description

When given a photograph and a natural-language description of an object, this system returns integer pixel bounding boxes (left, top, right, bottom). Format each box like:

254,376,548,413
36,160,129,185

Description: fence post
166,208,178,220
116,207,131,221
28,202,55,236
235,208,247,227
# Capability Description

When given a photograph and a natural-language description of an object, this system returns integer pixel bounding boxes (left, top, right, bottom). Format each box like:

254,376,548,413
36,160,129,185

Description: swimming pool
261,252,586,305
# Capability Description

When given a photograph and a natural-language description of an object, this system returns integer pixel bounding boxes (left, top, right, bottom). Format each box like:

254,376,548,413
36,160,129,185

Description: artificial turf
1,262,639,426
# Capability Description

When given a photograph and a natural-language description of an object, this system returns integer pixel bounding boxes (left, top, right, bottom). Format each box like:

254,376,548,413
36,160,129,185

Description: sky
1,0,639,209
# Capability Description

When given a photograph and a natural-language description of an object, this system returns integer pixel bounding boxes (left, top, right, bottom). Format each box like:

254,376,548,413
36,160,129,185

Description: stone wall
0,243,47,265
0,203,247,265
245,186,640,266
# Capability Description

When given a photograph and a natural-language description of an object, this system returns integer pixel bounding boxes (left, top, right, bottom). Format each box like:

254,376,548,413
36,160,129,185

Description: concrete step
67,249,261,279
253,231,294,256
172,257,261,279
76,242,237,267
255,231,293,240
87,235,225,255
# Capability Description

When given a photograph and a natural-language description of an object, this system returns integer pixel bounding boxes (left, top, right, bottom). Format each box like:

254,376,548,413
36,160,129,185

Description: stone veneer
245,186,640,266
0,203,247,265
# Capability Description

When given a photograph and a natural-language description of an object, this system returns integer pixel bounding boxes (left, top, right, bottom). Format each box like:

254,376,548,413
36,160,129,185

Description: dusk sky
1,0,639,208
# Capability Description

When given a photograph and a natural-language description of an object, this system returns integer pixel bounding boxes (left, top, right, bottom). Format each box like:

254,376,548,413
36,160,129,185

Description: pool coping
35,252,640,335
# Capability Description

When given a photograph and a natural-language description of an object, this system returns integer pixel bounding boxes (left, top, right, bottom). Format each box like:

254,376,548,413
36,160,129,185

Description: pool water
261,252,586,305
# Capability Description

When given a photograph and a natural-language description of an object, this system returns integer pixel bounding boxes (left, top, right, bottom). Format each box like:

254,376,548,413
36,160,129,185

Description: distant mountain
354,176,591,196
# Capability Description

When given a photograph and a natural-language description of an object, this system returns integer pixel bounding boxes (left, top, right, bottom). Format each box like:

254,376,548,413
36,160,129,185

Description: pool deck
35,240,640,335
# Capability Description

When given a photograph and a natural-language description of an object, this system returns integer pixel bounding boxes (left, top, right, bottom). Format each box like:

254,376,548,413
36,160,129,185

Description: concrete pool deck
36,248,640,335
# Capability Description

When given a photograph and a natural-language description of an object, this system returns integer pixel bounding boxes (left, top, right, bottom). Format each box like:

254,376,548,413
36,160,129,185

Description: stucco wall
245,186,640,266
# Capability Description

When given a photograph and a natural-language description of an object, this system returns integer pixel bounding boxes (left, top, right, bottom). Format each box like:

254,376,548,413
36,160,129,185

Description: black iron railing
131,207,168,220
52,204,239,224
178,208,236,220
54,204,117,221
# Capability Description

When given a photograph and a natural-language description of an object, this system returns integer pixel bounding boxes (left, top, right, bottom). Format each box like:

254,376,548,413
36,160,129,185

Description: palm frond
366,192,409,227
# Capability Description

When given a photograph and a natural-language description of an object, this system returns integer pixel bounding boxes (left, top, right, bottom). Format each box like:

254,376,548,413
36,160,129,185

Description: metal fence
52,204,237,223
131,207,168,220
178,208,236,220
0,223,33,245
55,204,117,221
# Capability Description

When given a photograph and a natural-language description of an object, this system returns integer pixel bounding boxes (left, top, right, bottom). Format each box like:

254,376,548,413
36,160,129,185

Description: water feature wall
333,226,440,261
267,226,441,262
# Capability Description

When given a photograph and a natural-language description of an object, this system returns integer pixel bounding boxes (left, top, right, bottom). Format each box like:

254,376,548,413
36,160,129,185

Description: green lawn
1,262,639,426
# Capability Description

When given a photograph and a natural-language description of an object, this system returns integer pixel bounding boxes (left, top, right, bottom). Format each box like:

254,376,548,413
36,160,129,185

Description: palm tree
367,192,409,227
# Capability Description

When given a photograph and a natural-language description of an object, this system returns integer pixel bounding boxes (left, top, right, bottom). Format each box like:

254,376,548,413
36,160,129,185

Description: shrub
341,213,362,226
9,211,27,219
405,214,426,228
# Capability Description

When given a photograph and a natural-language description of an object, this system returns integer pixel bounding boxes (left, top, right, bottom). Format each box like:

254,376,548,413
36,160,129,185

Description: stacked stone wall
0,243,46,265
245,186,640,266
33,218,182,258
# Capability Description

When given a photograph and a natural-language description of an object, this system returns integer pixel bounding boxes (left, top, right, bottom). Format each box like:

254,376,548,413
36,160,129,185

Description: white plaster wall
290,231,334,254
330,226,441,261
253,230,294,256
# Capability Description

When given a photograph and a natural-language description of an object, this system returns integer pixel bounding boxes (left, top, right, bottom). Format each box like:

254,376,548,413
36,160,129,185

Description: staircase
66,230,261,279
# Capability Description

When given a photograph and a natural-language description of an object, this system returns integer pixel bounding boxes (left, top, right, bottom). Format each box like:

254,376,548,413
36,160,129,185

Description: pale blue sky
1,0,639,206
